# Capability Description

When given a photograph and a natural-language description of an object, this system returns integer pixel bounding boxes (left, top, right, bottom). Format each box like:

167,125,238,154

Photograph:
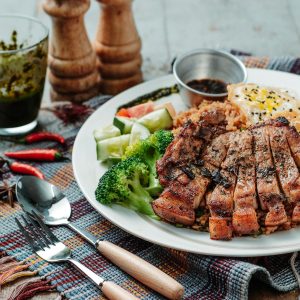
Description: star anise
0,181,16,207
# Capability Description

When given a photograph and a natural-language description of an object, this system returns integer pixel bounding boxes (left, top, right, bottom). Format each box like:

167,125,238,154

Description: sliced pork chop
208,169,235,240
156,121,203,186
268,126,300,222
154,115,300,238
154,113,228,224
157,110,227,187
152,193,195,226
251,125,287,227
207,133,240,240
164,169,210,209
201,132,231,167
231,131,259,235
285,125,300,168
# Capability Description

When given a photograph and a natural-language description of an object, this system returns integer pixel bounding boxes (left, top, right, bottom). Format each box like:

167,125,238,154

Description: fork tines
16,211,58,252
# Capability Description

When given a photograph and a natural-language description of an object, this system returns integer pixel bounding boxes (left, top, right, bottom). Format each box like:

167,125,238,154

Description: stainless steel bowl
173,49,247,107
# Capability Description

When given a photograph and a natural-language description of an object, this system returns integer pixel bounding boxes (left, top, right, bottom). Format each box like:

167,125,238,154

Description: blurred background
4,0,300,80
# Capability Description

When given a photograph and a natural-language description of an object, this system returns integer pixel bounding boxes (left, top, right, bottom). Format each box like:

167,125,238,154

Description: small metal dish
173,49,247,107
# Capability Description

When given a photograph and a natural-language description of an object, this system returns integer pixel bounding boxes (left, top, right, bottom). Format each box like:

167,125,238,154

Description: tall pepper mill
43,0,100,102
94,0,143,95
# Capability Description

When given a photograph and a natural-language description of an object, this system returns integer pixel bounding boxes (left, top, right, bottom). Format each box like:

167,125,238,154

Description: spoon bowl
16,176,71,225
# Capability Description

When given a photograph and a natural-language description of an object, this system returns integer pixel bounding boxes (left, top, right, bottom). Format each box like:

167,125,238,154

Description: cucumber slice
93,125,120,142
137,108,173,132
113,117,135,134
96,134,130,161
129,123,151,145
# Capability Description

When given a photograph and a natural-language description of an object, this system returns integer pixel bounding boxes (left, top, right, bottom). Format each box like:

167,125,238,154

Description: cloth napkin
1,53,300,300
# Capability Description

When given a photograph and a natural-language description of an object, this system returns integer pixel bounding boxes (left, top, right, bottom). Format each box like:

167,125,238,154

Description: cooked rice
173,100,248,132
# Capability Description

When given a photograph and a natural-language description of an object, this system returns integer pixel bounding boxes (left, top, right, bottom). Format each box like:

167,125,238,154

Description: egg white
228,83,300,125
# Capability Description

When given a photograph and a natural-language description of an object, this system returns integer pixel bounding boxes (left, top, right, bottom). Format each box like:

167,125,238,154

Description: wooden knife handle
101,281,138,300
98,241,184,300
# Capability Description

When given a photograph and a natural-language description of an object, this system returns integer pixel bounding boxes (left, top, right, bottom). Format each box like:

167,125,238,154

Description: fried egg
228,83,300,130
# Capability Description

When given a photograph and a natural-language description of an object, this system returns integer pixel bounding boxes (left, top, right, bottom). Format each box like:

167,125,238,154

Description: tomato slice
116,108,131,117
127,101,154,118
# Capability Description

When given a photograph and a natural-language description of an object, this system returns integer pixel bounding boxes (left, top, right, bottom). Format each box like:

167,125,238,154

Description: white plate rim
73,68,300,257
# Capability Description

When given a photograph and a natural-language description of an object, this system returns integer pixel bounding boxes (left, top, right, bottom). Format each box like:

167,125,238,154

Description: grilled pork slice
152,190,195,225
157,112,227,187
152,166,212,224
259,117,300,168
231,131,259,235
154,112,228,225
201,132,231,167
292,204,300,223
156,121,205,187
252,126,287,227
208,169,235,240
268,126,300,222
165,170,210,209
285,125,300,168
207,133,240,240
193,132,232,208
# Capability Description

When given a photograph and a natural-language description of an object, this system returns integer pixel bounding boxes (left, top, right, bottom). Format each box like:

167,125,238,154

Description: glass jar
0,14,48,136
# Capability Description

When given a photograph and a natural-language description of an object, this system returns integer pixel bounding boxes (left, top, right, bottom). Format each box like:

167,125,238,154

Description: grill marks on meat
286,126,300,168
153,113,227,225
156,121,204,186
154,116,300,239
252,126,287,227
208,131,259,239
208,169,235,239
232,131,259,235
208,133,238,240
269,127,300,222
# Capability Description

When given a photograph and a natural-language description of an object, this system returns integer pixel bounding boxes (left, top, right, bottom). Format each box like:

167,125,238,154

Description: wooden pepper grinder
94,0,143,95
43,0,100,102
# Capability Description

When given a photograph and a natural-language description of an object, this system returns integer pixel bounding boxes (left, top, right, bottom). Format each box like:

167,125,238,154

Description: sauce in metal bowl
186,78,227,95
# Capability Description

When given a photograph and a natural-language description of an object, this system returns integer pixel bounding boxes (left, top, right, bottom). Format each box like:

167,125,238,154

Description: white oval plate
73,68,300,257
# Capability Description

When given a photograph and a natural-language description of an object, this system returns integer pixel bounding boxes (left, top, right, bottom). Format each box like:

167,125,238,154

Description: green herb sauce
0,31,48,128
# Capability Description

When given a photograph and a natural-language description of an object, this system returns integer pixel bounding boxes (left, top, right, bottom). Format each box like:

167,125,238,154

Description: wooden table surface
1,0,300,299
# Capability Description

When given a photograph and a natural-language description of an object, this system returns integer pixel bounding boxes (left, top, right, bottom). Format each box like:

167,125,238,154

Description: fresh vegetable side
95,130,174,217
94,99,175,217
94,101,175,163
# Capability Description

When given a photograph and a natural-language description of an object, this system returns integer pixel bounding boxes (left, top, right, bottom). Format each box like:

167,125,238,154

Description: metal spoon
16,176,184,300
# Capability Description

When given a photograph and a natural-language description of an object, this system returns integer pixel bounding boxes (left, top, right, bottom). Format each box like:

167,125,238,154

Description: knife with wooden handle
67,222,184,300
98,241,184,300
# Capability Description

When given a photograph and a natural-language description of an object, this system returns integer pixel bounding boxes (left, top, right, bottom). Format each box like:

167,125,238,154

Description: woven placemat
1,54,300,300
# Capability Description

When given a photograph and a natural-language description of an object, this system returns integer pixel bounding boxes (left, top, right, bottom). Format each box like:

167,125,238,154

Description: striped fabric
1,54,300,300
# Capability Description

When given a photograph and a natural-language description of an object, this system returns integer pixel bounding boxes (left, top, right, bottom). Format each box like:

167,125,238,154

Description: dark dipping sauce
186,78,227,94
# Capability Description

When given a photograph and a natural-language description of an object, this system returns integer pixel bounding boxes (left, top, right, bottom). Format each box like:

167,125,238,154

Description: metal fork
16,211,138,300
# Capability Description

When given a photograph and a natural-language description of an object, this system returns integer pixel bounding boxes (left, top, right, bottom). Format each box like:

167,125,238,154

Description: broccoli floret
95,156,158,218
148,129,174,155
123,130,173,196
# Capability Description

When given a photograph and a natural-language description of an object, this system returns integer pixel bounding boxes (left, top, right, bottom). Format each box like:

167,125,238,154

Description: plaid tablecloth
1,53,300,300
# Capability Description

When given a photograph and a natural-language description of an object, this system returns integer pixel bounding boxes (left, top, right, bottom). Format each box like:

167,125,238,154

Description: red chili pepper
23,132,65,144
5,149,62,161
9,162,45,179
0,132,65,144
